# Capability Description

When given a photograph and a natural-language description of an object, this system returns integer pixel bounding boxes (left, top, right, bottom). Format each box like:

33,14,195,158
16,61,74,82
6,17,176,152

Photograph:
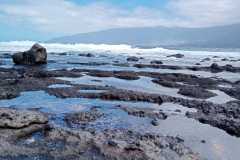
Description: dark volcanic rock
0,127,202,160
127,56,139,62
119,105,167,120
78,53,95,57
0,108,48,129
12,43,47,65
167,54,184,58
67,61,108,66
224,64,238,72
210,63,223,72
220,87,240,100
150,60,163,65
151,119,160,126
114,71,140,80
187,111,240,137
201,58,211,62
152,79,181,88
0,86,20,100
178,86,217,99
185,100,240,137
222,58,229,61
134,64,182,70
65,108,103,126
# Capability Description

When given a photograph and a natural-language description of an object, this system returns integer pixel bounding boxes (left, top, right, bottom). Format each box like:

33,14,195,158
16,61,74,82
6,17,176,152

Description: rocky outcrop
0,108,49,141
178,86,217,99
167,53,184,58
119,105,167,120
65,108,104,126
0,86,20,100
150,60,163,64
78,53,95,57
210,63,223,72
12,43,47,65
0,108,48,129
0,127,202,160
127,56,139,62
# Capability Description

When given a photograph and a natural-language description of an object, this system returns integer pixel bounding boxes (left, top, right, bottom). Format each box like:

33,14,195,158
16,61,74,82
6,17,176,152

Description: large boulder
12,43,47,65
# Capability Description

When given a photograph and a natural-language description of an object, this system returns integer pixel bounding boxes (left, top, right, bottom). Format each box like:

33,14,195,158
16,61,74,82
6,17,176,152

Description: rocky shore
0,44,239,159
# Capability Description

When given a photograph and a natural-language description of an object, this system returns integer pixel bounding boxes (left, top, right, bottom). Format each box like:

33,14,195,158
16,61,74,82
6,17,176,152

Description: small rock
107,140,118,147
127,56,139,62
151,119,159,126
150,60,163,65
167,54,184,58
210,63,223,72
201,140,206,143
201,58,211,62
221,58,229,61
175,109,182,113
78,53,95,57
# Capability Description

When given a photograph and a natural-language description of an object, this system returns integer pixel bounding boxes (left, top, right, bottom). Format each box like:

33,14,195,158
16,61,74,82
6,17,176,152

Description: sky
0,0,240,41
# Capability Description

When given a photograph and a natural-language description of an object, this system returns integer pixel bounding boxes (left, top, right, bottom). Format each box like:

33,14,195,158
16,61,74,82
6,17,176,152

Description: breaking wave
0,41,239,58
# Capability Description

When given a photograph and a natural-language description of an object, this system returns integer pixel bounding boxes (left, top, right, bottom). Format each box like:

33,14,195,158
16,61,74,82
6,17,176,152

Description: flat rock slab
0,127,202,160
0,87,20,100
0,108,48,129
178,86,217,99
119,105,167,120
65,108,104,126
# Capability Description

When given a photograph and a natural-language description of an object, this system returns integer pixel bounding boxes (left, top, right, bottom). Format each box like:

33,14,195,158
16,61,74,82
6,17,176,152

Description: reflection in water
207,90,236,104
0,91,239,160
155,116,240,160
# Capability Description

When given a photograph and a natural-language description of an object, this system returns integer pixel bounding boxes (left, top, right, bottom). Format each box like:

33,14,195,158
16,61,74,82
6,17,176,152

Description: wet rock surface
220,86,240,100
0,126,202,160
0,108,48,142
119,105,168,120
0,48,240,159
178,86,217,99
186,100,240,137
133,63,240,73
78,53,95,57
127,56,139,62
0,108,48,129
65,107,104,126
12,43,47,65
0,86,20,100
167,53,184,58
150,60,163,64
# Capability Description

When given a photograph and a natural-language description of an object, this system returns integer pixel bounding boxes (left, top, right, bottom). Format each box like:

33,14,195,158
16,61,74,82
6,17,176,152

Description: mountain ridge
49,24,240,48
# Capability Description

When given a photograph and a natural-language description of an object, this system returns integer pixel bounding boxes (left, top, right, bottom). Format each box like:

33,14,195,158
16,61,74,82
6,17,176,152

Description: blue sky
72,0,168,9
0,0,239,41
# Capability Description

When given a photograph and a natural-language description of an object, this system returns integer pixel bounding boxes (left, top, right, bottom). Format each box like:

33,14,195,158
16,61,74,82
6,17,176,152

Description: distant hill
49,24,240,48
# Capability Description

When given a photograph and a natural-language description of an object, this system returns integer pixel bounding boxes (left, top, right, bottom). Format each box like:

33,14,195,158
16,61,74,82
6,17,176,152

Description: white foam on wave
0,41,239,58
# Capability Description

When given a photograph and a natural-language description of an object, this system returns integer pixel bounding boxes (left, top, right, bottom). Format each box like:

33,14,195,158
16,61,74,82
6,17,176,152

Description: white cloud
0,0,240,35
167,0,240,27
